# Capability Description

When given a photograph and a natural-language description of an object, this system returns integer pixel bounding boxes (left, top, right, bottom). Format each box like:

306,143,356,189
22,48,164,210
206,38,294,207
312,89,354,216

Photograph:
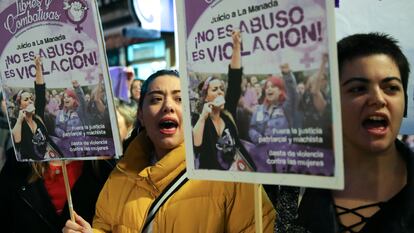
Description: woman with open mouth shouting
266,33,414,233
63,69,275,233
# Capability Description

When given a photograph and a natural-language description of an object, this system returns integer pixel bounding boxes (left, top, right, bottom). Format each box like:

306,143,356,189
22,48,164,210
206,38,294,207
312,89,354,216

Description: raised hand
34,55,44,84
200,101,213,120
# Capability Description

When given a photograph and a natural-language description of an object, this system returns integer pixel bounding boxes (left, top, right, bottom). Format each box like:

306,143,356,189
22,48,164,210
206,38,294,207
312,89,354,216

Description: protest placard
176,0,344,189
0,0,121,161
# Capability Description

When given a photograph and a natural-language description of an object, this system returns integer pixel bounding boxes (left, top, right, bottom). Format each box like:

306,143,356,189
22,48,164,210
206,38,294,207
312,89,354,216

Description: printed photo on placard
0,0,122,161
176,0,344,189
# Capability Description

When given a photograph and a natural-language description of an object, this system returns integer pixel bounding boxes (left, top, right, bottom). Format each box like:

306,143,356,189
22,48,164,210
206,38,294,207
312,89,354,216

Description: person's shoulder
0,149,31,183
396,139,414,169
114,132,153,178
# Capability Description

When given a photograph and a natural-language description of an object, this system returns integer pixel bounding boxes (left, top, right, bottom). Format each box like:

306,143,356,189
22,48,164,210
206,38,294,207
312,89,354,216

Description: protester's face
138,75,183,156
254,83,262,96
250,76,258,85
19,92,34,110
340,54,404,154
63,93,75,109
205,79,225,102
297,82,305,95
265,81,281,103
131,80,142,102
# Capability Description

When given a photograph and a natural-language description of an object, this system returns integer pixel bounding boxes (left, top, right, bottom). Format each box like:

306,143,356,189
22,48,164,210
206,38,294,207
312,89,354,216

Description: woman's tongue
362,119,387,134
159,121,177,135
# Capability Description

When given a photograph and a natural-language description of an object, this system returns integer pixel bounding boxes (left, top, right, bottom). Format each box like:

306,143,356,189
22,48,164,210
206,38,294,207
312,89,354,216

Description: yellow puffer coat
93,131,275,233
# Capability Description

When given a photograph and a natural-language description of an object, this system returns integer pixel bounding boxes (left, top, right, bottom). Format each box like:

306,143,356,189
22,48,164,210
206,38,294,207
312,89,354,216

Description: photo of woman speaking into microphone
11,56,61,161
192,31,257,171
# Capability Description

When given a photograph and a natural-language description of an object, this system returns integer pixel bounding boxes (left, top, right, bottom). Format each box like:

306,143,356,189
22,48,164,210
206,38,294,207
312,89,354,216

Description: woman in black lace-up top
266,33,414,233
192,31,256,171
11,56,61,160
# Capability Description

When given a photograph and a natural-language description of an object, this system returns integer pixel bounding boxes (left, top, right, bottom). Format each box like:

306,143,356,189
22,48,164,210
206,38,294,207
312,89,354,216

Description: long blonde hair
29,162,47,183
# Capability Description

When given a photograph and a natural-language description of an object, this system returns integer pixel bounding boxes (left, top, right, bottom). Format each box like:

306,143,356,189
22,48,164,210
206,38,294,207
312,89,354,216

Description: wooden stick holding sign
61,160,75,222
255,184,263,233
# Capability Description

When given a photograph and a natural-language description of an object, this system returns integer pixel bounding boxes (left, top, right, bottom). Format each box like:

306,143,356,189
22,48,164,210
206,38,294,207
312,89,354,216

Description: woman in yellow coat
63,68,275,233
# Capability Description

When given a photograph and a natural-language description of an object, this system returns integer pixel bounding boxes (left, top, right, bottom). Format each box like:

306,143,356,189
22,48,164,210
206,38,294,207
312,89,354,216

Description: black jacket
0,149,115,233
265,140,414,233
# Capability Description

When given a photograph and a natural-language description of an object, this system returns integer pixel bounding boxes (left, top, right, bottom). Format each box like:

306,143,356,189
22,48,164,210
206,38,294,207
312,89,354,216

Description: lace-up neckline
335,201,383,233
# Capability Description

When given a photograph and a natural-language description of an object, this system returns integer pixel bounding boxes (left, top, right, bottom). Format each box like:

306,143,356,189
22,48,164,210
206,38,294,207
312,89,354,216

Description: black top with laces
296,140,414,233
